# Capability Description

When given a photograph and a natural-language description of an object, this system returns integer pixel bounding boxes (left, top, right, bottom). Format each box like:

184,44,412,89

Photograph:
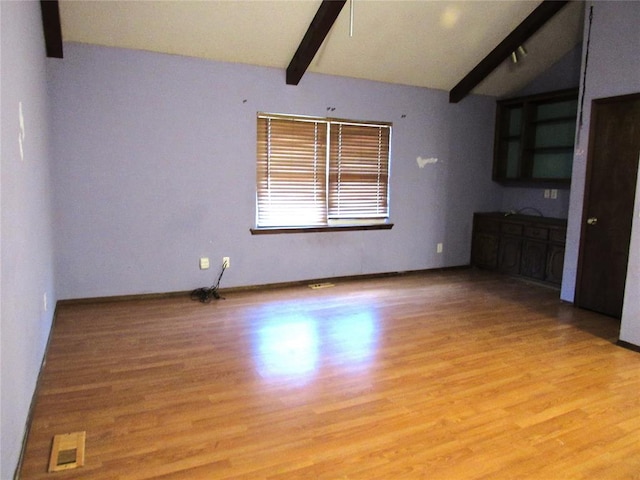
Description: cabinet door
498,236,522,274
472,233,499,269
493,89,577,186
546,244,565,284
521,240,547,280
495,106,523,179
530,98,578,180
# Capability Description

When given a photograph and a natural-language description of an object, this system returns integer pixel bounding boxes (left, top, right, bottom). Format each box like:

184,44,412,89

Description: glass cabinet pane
536,100,578,120
532,152,573,178
506,107,522,136
534,122,576,148
505,140,520,177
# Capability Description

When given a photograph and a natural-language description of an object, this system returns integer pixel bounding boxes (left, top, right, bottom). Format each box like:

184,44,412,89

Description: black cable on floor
190,264,227,303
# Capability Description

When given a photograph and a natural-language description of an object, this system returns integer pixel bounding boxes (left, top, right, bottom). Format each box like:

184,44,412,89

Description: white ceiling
59,0,585,98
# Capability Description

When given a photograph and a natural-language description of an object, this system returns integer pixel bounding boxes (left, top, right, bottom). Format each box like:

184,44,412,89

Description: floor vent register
48,431,85,473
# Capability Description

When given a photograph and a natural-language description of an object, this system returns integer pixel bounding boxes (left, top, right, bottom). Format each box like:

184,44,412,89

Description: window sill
250,223,394,235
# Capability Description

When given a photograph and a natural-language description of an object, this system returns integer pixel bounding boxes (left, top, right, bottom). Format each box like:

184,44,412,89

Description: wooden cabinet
471,212,567,286
498,233,522,275
493,88,578,187
470,216,499,269
521,240,547,280
546,244,565,285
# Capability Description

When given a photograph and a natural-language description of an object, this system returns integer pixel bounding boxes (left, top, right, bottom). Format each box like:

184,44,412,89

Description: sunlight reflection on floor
252,297,380,383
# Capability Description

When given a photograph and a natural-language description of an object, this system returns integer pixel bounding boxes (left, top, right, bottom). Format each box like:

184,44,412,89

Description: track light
510,44,528,64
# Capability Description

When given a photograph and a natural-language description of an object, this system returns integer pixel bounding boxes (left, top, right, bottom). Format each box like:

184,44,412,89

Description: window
255,113,391,231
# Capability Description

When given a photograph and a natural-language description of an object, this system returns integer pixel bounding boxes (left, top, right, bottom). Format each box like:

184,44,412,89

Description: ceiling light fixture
511,44,528,64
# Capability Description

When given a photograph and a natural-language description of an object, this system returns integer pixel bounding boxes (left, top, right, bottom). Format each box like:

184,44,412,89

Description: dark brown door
576,93,640,318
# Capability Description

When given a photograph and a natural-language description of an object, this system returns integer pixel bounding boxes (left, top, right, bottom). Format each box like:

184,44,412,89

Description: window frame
253,112,393,234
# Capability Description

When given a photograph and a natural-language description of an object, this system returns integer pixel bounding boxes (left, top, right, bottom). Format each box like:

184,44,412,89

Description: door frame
575,92,640,311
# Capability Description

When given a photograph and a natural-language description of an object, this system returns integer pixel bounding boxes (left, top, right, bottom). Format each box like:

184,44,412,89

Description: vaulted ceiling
55,0,585,99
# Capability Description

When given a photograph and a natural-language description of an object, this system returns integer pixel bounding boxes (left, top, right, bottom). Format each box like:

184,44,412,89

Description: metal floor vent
308,282,335,289
48,431,85,473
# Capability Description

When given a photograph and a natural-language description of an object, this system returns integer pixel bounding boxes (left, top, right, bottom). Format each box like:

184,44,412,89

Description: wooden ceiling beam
449,0,569,103
286,0,347,85
40,0,64,58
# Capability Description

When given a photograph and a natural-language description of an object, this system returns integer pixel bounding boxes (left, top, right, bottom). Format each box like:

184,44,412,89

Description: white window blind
328,122,390,219
256,113,391,228
256,116,327,227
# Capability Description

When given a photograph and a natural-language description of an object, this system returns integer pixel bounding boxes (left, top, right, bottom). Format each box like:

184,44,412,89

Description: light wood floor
19,269,640,479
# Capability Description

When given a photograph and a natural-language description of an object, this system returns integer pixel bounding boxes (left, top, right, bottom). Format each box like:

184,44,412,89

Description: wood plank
19,270,640,479
286,0,347,85
40,0,63,58
449,0,569,103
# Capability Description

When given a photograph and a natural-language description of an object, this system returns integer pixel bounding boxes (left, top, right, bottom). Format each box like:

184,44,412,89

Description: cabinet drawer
549,228,566,243
475,217,499,234
524,226,548,240
501,222,523,236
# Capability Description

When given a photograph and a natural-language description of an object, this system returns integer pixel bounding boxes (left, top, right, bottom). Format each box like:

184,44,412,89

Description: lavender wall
624,164,640,346
498,43,583,220
501,187,571,219
1,1,57,477
49,43,500,300
562,1,640,345
516,43,583,98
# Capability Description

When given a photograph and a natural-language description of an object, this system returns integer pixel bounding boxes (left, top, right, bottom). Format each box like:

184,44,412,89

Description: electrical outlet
222,257,230,268
199,257,210,270
544,189,550,199
437,243,443,254
550,189,558,199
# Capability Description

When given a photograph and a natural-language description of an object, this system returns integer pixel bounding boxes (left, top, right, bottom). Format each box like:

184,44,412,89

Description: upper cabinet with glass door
493,88,578,187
